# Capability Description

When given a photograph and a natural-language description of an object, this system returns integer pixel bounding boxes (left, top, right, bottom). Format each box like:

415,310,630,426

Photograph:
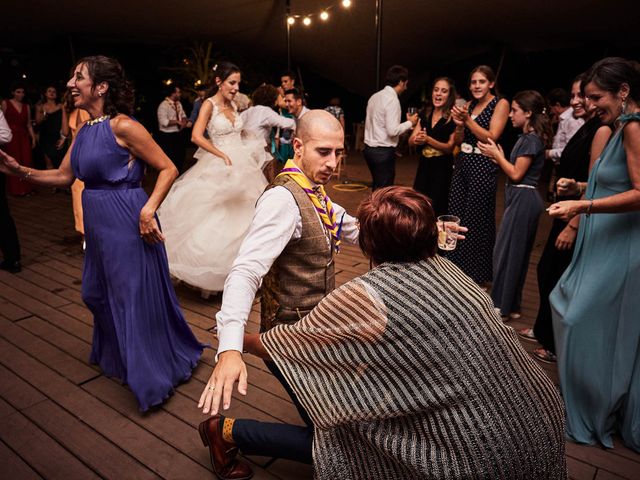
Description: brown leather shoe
198,416,253,480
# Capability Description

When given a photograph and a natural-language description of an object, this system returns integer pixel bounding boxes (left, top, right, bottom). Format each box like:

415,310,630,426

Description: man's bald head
293,110,345,185
296,110,343,143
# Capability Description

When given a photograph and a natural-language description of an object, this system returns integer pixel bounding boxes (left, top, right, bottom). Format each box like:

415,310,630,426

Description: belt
84,182,142,190
509,183,536,189
460,142,481,154
422,146,445,158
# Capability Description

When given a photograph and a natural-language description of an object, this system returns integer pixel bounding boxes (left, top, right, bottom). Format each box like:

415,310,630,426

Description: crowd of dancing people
0,53,639,479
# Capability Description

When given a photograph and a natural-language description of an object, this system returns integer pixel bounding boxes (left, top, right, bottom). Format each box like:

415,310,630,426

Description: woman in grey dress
478,90,552,319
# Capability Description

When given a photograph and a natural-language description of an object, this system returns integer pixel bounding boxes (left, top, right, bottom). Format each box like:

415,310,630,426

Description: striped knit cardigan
261,256,567,479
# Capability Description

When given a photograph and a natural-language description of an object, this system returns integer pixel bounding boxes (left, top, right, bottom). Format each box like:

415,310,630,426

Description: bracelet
59,132,68,140
20,167,32,182
586,199,593,216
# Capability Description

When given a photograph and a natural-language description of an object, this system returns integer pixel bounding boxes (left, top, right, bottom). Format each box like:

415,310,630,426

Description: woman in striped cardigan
201,186,567,480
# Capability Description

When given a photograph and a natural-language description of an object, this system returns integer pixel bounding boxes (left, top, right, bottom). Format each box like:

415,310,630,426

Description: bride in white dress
157,62,268,294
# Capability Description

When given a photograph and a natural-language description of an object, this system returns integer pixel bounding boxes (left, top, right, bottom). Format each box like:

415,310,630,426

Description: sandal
517,328,537,342
533,348,557,364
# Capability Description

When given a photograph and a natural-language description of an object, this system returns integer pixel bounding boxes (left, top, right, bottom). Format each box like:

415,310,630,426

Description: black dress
534,117,609,352
446,97,500,284
39,108,66,167
413,111,456,217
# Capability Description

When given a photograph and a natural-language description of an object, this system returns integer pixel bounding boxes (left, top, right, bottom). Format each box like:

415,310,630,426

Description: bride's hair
207,61,241,97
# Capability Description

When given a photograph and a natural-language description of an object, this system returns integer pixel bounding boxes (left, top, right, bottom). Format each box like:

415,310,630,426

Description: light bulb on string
342,0,352,8
320,11,329,21
287,16,295,25
303,16,311,26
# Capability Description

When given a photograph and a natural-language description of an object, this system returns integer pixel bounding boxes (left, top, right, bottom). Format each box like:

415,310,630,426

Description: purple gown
71,117,204,411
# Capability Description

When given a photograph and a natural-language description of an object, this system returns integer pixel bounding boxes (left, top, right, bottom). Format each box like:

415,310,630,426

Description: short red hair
357,186,438,265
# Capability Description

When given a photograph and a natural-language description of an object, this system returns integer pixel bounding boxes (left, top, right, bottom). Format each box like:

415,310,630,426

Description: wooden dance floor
1,152,639,479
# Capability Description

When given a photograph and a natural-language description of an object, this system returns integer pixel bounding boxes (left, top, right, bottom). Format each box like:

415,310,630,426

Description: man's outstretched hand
198,350,248,415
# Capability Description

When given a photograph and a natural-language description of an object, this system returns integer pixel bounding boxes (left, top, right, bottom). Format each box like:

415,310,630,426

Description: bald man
197,111,359,478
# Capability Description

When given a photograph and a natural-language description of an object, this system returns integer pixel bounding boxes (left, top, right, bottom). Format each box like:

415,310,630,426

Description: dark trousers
156,131,185,173
363,145,396,191
413,155,453,217
0,174,21,263
233,420,313,464
233,360,313,464
534,219,574,353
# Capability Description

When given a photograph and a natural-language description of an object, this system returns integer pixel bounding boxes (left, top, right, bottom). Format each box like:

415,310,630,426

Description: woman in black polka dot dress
446,66,510,286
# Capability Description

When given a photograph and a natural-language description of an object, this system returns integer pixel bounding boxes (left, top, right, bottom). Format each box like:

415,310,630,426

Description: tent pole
375,0,383,90
286,0,291,71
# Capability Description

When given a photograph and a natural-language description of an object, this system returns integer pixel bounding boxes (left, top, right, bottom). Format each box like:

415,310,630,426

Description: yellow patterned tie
277,160,342,251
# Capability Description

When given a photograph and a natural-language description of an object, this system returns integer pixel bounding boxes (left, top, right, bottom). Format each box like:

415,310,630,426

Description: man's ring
208,385,215,392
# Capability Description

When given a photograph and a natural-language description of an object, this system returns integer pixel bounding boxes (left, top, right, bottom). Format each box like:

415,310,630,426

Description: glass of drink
408,107,418,115
437,215,460,251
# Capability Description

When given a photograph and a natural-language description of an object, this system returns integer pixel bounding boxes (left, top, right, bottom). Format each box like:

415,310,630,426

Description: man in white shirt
284,88,309,119
546,88,584,162
281,71,297,91
197,111,358,477
156,85,187,172
199,109,357,396
0,110,22,273
364,65,418,190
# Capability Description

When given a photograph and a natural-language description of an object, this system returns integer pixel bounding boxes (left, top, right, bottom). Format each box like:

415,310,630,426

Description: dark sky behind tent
2,0,638,127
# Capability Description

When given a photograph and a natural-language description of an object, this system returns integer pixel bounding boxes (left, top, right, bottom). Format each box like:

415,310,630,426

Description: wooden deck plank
0,399,101,480
0,298,31,322
0,317,98,385
0,284,93,343
16,316,94,367
0,363,47,413
0,270,72,309
24,400,159,480
0,338,212,479
566,439,640,480
0,440,43,480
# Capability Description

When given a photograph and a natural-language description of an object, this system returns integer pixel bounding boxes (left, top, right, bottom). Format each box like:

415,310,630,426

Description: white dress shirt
548,107,584,161
215,179,359,356
297,106,310,119
157,98,187,133
240,105,296,145
364,85,413,147
0,111,12,145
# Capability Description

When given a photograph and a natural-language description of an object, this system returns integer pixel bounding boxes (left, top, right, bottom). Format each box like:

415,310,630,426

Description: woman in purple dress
0,55,203,411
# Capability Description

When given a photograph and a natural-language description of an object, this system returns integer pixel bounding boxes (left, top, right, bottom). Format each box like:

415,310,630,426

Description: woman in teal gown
548,57,640,452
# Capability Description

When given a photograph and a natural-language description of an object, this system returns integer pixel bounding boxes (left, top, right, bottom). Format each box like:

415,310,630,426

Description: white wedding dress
157,98,269,292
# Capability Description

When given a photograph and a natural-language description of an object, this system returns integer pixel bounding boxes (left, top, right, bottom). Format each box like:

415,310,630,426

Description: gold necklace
87,114,109,125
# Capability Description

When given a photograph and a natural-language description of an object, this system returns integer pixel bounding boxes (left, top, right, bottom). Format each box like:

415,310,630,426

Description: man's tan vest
260,175,336,331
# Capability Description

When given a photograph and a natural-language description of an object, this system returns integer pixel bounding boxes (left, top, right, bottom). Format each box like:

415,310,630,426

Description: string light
286,1,351,27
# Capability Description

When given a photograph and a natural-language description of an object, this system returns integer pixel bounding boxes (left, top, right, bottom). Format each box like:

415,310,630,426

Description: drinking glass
437,215,460,251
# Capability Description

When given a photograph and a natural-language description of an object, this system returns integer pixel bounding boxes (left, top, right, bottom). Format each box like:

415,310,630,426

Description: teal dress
550,113,640,452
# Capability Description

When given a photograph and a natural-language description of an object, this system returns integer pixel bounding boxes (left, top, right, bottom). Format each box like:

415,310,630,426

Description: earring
98,91,103,97
622,97,627,114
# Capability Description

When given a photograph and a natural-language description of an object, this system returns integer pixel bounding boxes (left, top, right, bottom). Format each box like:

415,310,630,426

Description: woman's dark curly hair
76,55,134,116
251,84,279,107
